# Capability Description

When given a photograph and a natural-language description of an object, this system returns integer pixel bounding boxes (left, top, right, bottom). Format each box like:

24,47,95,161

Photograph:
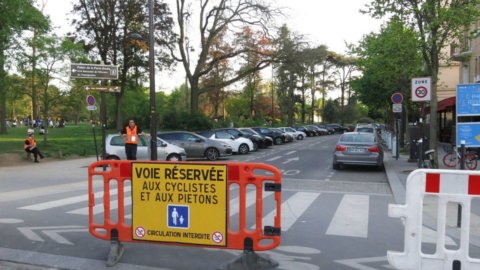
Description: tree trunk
430,71,439,166
0,46,6,134
31,30,38,121
190,79,200,113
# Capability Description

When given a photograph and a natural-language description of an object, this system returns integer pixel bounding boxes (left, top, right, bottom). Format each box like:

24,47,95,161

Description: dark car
157,131,233,161
316,124,335,135
293,126,316,137
238,128,274,147
326,123,349,134
307,125,328,136
215,128,268,149
251,127,286,145
332,132,384,170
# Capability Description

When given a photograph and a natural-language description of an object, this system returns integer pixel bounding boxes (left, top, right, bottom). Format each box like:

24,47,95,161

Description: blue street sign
457,123,480,147
167,205,189,229
457,84,480,116
391,92,403,104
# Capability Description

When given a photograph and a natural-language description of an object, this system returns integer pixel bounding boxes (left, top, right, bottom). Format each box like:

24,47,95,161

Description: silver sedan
332,132,384,170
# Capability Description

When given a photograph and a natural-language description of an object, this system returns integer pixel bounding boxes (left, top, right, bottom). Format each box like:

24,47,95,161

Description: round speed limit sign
415,86,428,98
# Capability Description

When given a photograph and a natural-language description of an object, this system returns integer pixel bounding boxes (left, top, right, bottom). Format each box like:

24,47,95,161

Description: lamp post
148,0,157,160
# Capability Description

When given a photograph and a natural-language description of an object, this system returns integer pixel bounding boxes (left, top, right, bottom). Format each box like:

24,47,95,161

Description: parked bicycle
442,144,478,170
409,138,437,169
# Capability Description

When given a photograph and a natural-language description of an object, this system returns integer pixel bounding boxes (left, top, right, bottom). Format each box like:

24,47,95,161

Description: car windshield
356,127,374,133
340,133,375,143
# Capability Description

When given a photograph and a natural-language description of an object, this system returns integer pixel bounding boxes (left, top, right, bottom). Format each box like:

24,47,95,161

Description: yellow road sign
131,162,228,246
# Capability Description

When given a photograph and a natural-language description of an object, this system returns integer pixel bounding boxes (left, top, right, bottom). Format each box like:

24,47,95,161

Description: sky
42,0,383,93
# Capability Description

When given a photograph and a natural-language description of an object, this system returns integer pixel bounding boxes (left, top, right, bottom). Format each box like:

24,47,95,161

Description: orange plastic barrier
88,160,282,251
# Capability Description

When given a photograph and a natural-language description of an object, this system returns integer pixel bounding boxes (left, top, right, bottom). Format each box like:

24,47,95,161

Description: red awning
437,96,456,111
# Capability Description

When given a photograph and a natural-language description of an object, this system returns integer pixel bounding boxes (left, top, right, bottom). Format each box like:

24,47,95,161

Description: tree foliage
350,18,422,118
0,0,48,133
172,0,279,113
364,0,480,162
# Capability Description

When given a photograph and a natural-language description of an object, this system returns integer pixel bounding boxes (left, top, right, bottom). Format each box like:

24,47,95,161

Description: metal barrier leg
106,229,124,267
218,238,279,270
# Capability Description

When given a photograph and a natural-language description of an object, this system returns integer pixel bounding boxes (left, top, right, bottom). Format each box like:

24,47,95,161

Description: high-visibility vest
24,137,36,150
126,126,139,144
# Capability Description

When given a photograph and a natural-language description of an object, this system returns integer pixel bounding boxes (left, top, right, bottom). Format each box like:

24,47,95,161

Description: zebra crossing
8,181,457,244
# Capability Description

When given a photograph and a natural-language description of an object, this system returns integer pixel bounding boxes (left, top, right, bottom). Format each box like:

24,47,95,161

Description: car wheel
333,162,340,170
106,155,120,160
205,148,220,161
274,137,283,145
297,134,304,140
166,153,181,161
238,143,249,154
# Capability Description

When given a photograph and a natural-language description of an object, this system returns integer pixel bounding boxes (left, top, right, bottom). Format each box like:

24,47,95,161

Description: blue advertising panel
457,123,480,147
457,84,480,116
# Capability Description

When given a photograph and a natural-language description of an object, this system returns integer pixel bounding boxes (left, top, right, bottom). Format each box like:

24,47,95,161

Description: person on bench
24,129,44,163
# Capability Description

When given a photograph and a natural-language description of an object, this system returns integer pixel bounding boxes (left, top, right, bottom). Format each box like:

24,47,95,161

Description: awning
437,96,456,111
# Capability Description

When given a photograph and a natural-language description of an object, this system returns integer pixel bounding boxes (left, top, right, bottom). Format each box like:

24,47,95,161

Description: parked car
105,134,187,161
326,123,349,134
278,127,306,140
307,125,328,136
251,127,286,145
197,130,255,154
157,131,232,161
316,124,335,135
354,124,376,133
332,132,384,170
215,128,268,149
293,126,316,137
271,128,294,142
238,128,274,147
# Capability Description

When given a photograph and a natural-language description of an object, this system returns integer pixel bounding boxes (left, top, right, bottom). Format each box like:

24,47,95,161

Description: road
0,135,418,269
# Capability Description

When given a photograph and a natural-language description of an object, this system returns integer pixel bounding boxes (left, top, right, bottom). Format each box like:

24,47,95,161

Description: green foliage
0,124,111,158
161,111,212,131
321,99,338,123
350,18,422,114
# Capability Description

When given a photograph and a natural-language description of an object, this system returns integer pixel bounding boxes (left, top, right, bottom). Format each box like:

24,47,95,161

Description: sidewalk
384,148,480,248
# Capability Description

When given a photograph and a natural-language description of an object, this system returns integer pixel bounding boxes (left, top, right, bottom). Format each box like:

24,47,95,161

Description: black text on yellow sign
131,163,227,246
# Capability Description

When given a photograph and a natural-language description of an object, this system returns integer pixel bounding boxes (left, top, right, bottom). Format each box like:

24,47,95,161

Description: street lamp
148,0,157,160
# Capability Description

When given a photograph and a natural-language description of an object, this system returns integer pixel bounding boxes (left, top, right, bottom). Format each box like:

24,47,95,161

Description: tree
365,0,480,163
350,18,422,125
0,0,48,133
330,53,356,125
172,0,278,113
72,0,175,130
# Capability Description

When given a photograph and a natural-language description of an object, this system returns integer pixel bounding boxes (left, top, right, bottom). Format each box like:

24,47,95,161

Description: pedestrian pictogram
168,205,189,229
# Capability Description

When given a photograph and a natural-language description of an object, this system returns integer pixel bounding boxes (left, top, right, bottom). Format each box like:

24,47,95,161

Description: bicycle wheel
443,153,457,168
466,154,478,170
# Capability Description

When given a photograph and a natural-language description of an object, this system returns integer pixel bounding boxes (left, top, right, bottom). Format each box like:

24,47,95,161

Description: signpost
457,84,480,147
84,85,120,93
411,77,431,102
72,63,119,160
131,162,228,246
71,63,118,80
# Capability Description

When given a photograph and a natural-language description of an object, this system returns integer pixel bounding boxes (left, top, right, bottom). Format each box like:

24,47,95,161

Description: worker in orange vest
121,119,143,160
24,129,44,163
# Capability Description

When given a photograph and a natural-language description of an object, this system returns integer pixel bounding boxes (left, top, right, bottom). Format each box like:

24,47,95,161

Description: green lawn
0,124,116,159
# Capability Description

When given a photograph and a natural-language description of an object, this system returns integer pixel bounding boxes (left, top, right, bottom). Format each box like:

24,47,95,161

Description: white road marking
260,192,320,231
326,194,369,238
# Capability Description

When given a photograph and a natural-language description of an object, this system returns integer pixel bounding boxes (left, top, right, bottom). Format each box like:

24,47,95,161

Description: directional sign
71,63,118,80
411,77,431,102
83,85,120,93
131,162,228,246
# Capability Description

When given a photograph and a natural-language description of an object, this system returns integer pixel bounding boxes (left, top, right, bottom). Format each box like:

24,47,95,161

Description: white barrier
388,169,480,269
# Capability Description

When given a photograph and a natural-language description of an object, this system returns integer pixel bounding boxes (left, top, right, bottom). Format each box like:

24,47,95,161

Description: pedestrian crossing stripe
13,189,459,243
